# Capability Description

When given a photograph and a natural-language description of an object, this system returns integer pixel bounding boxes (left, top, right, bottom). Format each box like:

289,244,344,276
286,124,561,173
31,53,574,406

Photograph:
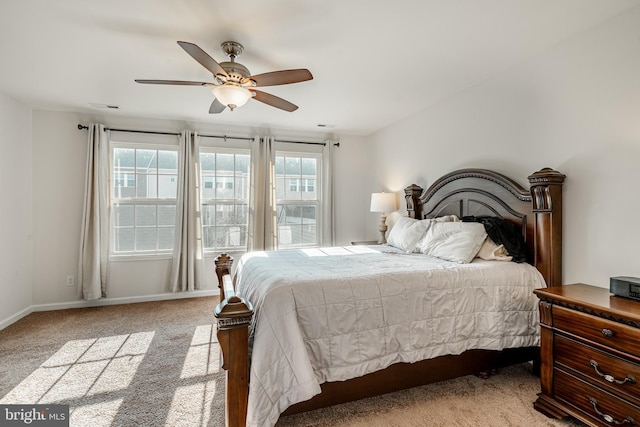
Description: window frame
275,150,322,249
109,140,180,259
199,146,251,254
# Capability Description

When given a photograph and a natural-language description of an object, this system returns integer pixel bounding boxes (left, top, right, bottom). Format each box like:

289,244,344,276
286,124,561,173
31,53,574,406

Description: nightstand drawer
554,369,640,426
553,305,640,356
555,335,640,406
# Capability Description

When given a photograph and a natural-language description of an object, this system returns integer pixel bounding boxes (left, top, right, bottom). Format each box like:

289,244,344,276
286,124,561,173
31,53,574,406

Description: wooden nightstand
350,240,380,246
534,284,640,426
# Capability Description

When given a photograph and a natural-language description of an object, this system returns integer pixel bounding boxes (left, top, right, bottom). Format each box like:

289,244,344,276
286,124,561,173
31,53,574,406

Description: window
115,173,135,188
288,177,315,193
111,145,178,255
107,136,327,256
275,152,320,248
200,149,250,252
216,177,234,190
303,179,315,192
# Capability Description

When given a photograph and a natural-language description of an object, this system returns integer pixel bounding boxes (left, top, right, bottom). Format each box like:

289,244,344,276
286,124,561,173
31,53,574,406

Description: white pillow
476,238,512,261
418,222,487,263
432,214,461,223
387,217,431,253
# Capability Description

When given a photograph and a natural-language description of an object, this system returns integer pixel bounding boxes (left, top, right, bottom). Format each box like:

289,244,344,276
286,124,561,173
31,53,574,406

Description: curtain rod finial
78,124,88,130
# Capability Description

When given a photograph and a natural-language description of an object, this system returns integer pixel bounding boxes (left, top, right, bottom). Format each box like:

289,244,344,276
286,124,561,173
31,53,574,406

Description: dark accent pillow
462,216,527,263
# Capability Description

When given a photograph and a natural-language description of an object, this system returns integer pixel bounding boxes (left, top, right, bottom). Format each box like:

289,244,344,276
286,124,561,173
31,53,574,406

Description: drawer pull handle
602,328,615,338
588,397,635,425
590,360,637,385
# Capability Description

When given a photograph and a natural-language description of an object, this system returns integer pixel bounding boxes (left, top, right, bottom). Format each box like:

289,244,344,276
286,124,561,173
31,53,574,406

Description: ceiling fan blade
135,79,212,86
177,41,228,77
209,99,226,114
249,69,313,87
250,89,298,112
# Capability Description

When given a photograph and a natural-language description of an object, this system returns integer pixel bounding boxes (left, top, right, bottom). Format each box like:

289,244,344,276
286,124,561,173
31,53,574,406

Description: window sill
204,250,247,258
109,253,172,262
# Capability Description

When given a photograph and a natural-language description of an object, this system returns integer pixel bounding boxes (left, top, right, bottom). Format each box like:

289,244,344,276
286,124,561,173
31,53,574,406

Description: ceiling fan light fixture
212,85,252,111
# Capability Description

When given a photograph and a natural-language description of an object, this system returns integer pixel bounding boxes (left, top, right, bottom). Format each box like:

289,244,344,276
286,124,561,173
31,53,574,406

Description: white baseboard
0,289,220,331
0,306,34,331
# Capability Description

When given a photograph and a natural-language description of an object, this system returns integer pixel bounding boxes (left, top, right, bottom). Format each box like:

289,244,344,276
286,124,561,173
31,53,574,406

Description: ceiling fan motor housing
216,41,254,85
218,62,251,83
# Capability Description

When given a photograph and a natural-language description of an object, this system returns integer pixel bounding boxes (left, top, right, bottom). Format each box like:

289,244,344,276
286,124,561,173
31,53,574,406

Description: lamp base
378,213,388,244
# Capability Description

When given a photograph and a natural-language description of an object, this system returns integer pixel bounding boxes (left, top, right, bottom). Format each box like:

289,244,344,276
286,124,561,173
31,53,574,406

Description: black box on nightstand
610,276,640,301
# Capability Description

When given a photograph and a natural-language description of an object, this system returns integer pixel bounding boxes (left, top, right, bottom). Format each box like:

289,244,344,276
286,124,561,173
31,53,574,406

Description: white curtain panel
321,141,336,246
248,137,277,251
78,124,109,300
170,131,204,292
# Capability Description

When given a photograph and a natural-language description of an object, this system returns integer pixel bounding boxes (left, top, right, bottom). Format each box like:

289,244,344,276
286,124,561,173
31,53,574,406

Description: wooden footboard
214,254,253,427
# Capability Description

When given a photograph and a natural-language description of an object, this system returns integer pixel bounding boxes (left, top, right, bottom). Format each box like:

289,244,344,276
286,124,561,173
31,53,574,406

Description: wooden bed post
214,254,254,427
215,253,234,301
528,168,565,288
404,184,423,219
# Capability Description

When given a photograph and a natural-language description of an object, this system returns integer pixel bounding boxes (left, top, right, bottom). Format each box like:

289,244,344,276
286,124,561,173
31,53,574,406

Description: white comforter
234,246,546,427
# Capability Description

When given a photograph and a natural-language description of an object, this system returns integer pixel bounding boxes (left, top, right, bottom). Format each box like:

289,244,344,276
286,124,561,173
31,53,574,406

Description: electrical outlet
66,275,75,287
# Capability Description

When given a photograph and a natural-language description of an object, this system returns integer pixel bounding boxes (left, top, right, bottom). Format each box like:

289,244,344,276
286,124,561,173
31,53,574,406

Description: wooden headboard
404,168,565,287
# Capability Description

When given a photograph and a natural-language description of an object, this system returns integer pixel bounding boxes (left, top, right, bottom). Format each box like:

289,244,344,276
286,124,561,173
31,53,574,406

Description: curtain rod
77,125,339,146
273,139,340,147
77,124,253,141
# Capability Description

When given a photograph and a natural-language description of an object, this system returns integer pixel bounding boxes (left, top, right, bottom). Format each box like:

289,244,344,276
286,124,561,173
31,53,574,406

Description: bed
214,167,565,427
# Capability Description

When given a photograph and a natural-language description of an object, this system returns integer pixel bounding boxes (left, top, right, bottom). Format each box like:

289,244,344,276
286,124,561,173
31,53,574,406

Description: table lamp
370,192,397,244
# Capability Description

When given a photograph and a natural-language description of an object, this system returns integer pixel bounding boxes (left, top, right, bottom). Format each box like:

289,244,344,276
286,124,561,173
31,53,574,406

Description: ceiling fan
135,41,313,113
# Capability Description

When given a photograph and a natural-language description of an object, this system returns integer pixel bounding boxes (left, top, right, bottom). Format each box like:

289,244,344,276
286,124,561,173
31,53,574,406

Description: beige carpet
0,297,583,427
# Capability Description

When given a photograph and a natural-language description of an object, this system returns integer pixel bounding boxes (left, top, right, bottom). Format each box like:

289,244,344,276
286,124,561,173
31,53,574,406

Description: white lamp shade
212,85,252,110
370,192,397,213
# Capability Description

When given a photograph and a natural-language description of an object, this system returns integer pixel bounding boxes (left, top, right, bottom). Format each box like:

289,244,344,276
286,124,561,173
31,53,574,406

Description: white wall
31,111,86,304
0,92,33,325
368,7,640,289
30,110,369,305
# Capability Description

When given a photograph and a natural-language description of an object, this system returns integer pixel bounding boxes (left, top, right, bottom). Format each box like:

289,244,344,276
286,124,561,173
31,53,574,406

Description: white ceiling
1,0,639,136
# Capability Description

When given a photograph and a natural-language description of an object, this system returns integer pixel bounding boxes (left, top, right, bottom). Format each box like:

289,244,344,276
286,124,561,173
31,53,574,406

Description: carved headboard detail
404,168,565,287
